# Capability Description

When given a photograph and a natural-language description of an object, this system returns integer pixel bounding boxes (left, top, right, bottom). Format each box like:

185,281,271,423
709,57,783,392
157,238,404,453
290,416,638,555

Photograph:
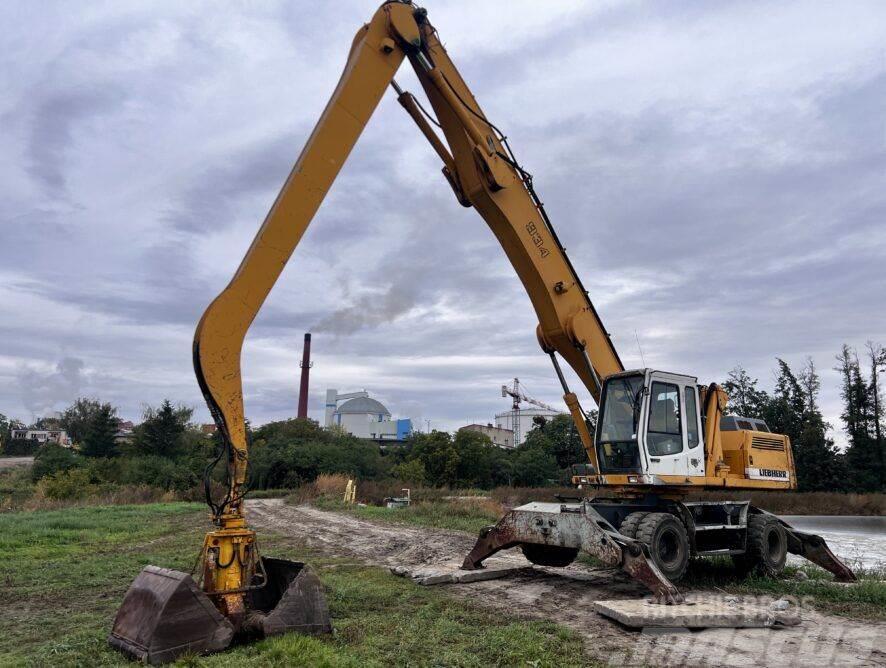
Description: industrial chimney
297,333,312,419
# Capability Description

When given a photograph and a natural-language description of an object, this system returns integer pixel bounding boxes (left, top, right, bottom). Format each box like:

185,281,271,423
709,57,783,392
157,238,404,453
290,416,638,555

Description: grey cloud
1,0,884,435
17,357,85,418
27,86,124,197
164,131,302,234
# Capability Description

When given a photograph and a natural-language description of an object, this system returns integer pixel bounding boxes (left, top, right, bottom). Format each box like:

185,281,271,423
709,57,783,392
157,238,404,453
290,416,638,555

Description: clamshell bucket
108,566,234,665
244,557,333,637
109,558,331,664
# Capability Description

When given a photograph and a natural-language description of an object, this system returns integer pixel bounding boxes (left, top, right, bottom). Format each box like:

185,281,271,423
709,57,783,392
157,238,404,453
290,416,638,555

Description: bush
288,473,351,504
248,420,390,489
31,443,81,482
35,469,98,500
2,438,40,456
115,455,199,492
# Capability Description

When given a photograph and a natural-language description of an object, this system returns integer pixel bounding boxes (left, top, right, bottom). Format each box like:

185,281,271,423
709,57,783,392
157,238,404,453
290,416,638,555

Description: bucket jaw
108,566,234,665
109,557,331,664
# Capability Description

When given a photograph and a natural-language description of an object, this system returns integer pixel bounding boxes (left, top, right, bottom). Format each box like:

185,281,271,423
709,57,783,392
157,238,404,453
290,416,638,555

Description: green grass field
0,503,587,667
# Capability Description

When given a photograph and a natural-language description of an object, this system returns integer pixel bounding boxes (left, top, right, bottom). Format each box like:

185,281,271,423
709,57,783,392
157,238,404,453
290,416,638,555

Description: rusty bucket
109,558,331,664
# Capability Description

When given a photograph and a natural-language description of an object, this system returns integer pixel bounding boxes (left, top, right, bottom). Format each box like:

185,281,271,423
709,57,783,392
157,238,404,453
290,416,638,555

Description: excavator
108,1,857,663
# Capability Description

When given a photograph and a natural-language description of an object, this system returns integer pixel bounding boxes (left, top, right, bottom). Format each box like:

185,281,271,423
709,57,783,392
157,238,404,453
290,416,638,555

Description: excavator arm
195,1,623,518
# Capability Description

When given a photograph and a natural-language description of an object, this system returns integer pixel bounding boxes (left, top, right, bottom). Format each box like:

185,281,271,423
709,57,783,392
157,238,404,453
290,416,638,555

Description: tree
763,359,806,444
792,357,845,491
407,431,460,487
723,366,770,419
865,341,885,490
80,403,120,458
61,398,105,445
511,446,558,487
522,413,595,472
132,400,193,458
837,345,883,492
392,459,427,486
31,416,63,430
0,413,9,452
248,418,389,489
31,442,80,481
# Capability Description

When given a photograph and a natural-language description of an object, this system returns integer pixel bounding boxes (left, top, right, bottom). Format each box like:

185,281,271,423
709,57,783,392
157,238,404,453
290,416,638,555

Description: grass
680,557,886,620
0,503,588,667
0,466,36,510
312,497,503,535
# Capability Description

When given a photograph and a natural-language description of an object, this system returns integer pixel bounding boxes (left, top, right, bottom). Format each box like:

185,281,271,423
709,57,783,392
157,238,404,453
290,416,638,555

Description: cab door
643,380,685,476
683,385,705,477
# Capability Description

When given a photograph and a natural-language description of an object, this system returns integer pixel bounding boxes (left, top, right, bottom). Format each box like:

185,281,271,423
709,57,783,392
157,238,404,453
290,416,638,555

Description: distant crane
501,378,557,446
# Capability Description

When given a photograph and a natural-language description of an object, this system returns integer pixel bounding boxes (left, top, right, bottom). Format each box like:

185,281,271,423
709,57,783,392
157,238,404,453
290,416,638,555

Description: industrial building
458,423,515,449
324,389,412,442
494,406,563,446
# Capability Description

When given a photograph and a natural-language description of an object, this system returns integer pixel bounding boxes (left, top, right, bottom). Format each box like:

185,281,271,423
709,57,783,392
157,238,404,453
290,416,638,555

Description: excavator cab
590,369,795,487
594,370,708,482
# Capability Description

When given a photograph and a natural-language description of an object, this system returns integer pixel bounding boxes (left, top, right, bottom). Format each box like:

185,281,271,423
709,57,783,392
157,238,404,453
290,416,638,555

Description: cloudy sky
2,1,884,443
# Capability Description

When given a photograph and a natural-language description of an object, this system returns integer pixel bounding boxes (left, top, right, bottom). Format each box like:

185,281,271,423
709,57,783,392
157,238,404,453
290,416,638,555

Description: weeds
682,557,886,620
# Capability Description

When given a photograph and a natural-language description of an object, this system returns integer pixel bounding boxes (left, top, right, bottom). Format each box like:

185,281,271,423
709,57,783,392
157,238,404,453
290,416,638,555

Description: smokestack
297,333,312,419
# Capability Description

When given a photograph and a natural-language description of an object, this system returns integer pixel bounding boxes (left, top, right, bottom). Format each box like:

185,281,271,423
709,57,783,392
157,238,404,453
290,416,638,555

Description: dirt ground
0,456,33,469
247,499,886,667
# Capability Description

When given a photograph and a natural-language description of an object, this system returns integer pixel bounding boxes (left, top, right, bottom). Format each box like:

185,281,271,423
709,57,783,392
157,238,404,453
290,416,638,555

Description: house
9,429,72,448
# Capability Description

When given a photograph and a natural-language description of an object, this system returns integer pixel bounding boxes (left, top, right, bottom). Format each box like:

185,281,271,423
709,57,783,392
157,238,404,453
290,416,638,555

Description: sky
1,0,884,445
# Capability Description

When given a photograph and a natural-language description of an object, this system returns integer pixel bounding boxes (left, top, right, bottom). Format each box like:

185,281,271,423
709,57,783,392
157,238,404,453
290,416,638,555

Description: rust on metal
461,501,684,604
784,527,858,582
109,558,331,664
618,541,683,604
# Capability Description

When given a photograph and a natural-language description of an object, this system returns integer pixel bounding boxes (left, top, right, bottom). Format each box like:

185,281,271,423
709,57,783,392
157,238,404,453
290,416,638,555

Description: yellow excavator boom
194,2,625,507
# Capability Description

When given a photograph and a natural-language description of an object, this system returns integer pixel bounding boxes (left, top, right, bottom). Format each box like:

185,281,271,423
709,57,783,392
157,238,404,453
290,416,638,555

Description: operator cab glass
595,374,644,473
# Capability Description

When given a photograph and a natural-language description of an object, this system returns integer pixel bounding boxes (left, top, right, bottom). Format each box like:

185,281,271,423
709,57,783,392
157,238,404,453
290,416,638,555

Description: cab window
684,386,699,448
647,382,682,455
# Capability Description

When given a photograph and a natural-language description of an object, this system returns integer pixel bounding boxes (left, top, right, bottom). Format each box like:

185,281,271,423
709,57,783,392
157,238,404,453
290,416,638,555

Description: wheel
732,514,787,577
521,543,579,567
618,511,649,539
635,512,690,582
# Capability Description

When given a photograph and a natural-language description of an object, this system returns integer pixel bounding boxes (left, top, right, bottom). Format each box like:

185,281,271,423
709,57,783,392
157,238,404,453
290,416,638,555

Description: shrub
314,473,350,497
31,443,81,482
35,469,98,500
3,438,40,456
116,455,199,492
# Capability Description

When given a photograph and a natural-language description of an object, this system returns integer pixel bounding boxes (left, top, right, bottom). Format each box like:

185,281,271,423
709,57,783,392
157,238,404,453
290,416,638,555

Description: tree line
724,342,885,493
2,340,883,496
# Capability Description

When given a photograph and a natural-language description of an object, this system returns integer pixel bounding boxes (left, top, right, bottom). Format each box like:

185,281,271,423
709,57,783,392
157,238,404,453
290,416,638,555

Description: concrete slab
594,597,801,629
390,560,529,586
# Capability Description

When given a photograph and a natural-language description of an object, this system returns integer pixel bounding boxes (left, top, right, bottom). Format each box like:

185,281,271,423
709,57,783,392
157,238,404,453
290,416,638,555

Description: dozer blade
108,566,234,665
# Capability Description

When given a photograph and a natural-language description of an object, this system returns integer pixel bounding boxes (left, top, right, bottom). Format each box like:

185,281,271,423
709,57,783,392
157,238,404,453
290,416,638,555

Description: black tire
732,514,787,577
521,543,579,567
618,511,649,539
635,512,690,582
